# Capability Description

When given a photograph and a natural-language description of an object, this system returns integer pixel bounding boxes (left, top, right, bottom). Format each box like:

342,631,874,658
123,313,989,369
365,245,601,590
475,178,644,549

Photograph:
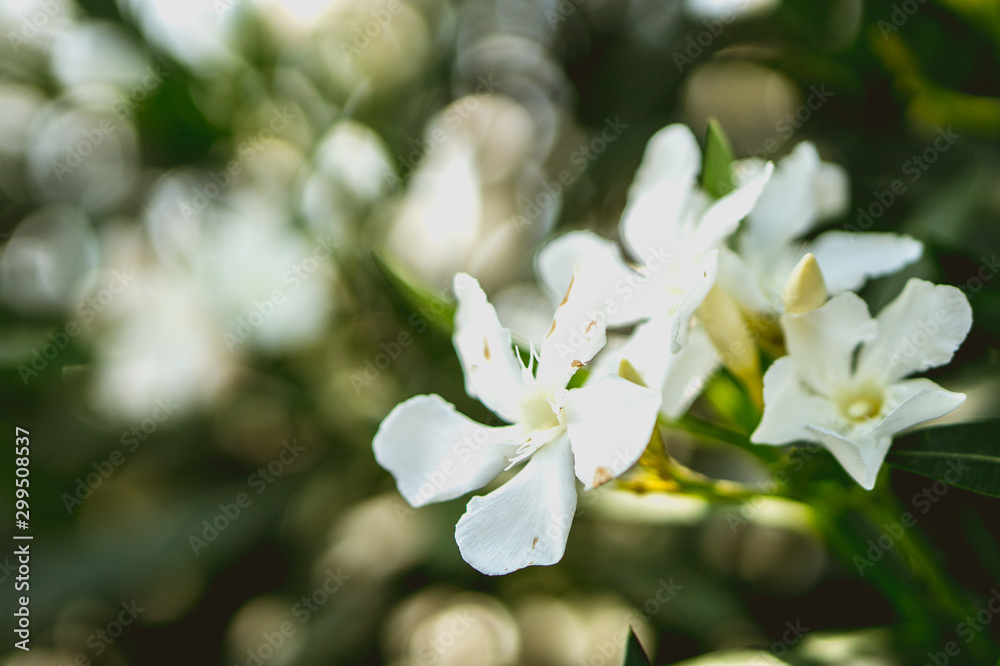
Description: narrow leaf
371,251,455,333
886,420,1000,497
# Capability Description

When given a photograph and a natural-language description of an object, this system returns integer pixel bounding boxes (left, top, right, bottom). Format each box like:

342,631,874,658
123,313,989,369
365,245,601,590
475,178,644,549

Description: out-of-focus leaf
887,420,1000,496
624,628,653,666
701,119,735,199
372,251,455,333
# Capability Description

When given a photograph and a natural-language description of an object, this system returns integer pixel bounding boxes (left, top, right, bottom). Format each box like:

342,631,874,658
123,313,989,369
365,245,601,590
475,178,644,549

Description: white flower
720,143,923,316
535,124,771,416
751,278,972,489
373,271,662,575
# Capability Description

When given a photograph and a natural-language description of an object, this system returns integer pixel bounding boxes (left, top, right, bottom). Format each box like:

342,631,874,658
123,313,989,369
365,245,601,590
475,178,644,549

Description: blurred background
1,0,1000,663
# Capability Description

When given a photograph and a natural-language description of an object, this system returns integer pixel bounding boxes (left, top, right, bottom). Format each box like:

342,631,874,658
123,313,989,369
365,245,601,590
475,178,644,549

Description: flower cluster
372,123,972,575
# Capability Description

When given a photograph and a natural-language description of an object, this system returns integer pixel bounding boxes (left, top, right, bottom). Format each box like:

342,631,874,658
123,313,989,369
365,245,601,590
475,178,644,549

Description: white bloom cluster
372,123,972,575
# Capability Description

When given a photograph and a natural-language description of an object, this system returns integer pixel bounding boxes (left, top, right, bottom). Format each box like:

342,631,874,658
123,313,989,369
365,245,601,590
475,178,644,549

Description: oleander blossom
751,278,973,489
373,271,662,575
535,124,772,417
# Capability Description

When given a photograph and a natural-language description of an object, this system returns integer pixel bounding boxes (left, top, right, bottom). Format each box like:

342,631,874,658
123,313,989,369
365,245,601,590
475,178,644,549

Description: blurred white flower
92,263,233,420
684,0,780,21
0,206,100,315
116,0,238,72
720,143,923,316
50,20,149,94
751,279,972,489
373,271,661,575
196,210,336,355
297,120,395,245
386,94,556,292
27,104,139,214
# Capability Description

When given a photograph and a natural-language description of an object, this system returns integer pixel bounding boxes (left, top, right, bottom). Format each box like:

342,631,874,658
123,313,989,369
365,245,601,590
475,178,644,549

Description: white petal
717,247,773,314
781,292,877,395
620,125,701,258
744,143,825,254
492,282,555,348
805,381,964,490
610,318,719,418
455,436,577,575
806,425,887,490
453,272,529,422
563,375,662,490
857,279,973,384
659,326,721,418
874,378,966,439
373,394,518,507
535,267,608,394
691,162,773,255
535,230,658,327
669,250,719,351
808,232,923,294
751,357,842,446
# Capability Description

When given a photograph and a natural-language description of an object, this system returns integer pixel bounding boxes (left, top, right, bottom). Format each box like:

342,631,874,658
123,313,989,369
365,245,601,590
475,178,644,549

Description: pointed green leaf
701,118,736,199
623,628,652,666
886,420,1000,497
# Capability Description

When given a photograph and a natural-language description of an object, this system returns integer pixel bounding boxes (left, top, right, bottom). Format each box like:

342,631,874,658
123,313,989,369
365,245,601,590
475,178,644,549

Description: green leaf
623,628,652,666
371,251,455,333
886,420,1000,497
701,118,736,199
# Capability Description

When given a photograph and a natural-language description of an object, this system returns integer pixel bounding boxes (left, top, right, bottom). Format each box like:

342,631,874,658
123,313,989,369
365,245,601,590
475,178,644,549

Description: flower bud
783,253,827,314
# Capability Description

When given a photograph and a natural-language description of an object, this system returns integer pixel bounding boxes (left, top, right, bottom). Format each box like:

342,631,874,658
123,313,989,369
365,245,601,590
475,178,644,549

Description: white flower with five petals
373,271,662,575
751,278,973,489
535,124,772,417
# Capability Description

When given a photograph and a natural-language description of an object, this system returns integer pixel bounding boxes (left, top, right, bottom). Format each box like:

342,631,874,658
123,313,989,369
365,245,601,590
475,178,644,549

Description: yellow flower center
837,385,884,422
